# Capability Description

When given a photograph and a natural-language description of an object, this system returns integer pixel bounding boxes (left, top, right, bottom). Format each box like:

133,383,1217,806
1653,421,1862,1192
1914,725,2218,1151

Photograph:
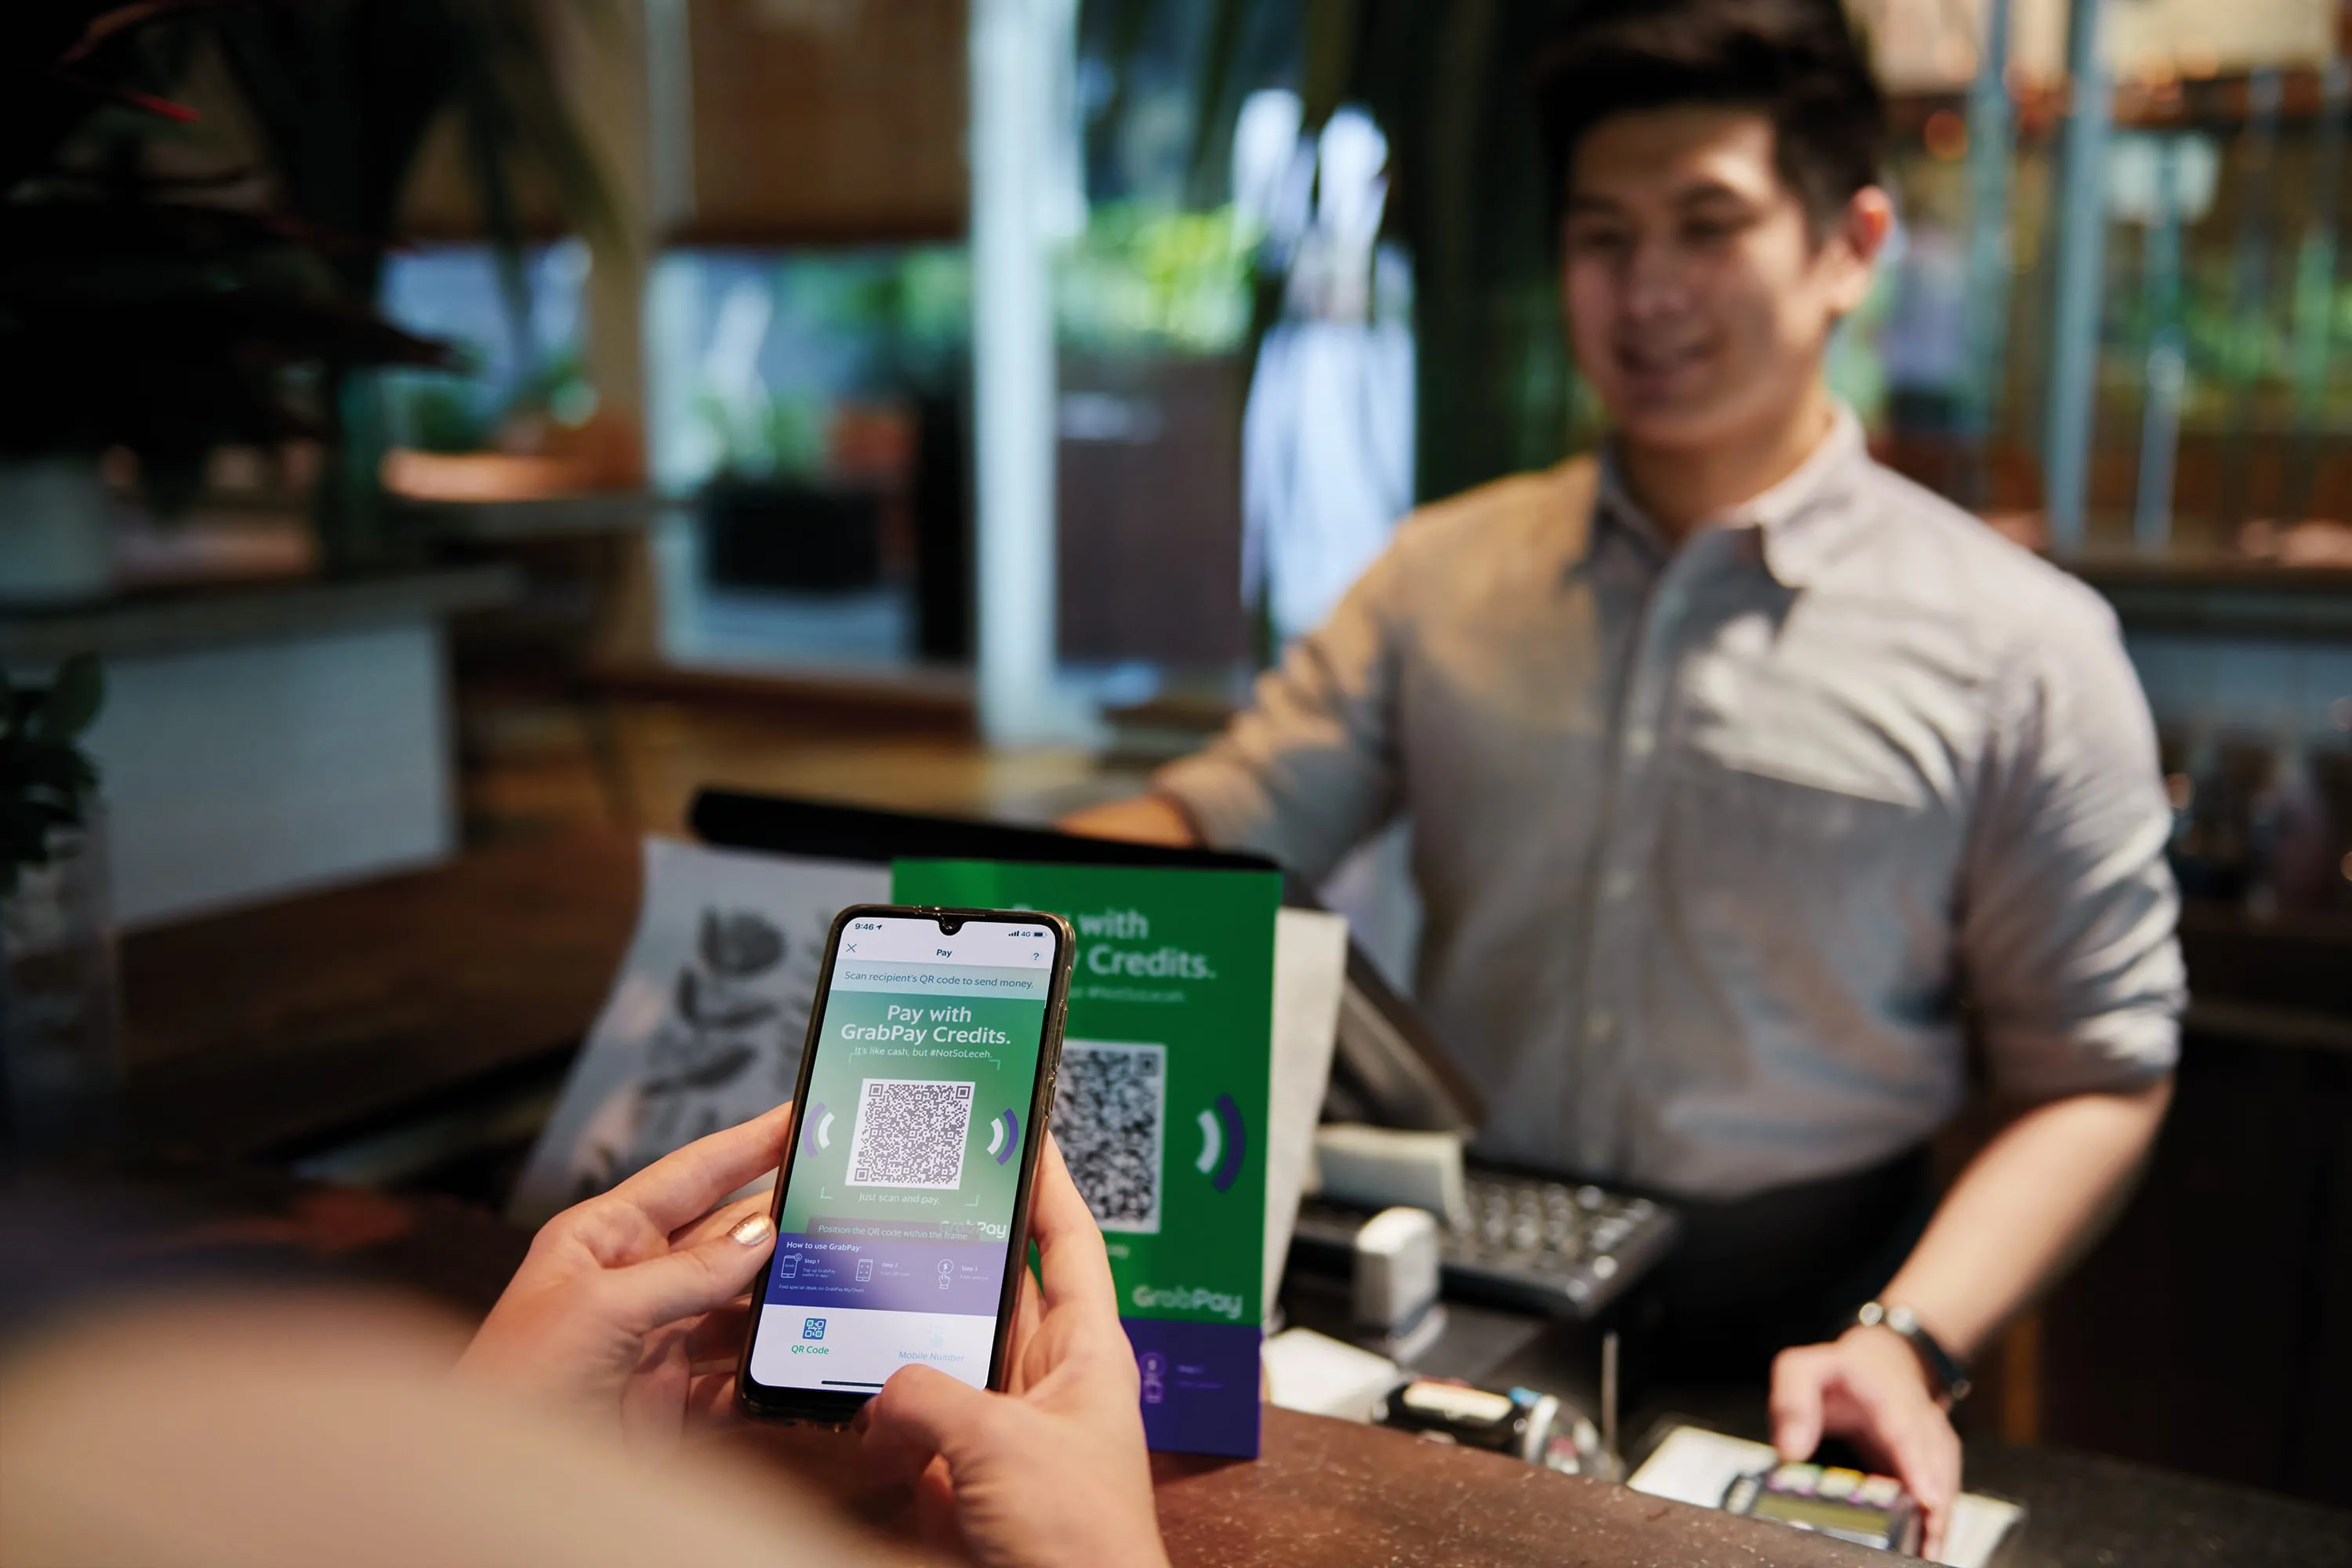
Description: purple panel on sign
1122,1318,1262,1458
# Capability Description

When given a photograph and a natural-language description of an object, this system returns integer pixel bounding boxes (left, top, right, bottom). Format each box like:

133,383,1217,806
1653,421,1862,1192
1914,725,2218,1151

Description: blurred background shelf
2,568,516,927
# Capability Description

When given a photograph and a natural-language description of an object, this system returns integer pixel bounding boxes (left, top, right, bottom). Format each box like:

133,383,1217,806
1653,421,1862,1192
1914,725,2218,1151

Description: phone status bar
837,915,1057,971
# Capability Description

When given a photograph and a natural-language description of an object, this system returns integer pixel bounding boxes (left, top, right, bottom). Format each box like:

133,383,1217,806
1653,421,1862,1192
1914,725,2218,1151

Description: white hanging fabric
1236,99,1417,648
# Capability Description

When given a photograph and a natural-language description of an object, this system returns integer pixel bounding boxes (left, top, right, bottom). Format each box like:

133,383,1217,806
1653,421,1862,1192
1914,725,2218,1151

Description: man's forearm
1059,793,1200,847
1875,1076,2174,1360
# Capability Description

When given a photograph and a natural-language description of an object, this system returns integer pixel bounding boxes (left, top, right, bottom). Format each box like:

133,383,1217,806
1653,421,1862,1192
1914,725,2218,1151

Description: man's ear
1824,185,1895,313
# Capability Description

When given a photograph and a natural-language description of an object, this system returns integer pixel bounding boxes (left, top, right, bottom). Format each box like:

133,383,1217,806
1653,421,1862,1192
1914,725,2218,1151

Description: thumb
861,1363,1001,1485
1769,1346,1831,1461
600,1212,775,1334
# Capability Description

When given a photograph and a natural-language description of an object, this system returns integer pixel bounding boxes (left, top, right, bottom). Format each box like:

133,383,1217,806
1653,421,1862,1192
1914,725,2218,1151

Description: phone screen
744,913,1064,1401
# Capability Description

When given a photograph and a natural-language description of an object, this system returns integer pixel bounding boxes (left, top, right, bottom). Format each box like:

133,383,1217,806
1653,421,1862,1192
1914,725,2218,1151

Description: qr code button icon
802,1318,826,1341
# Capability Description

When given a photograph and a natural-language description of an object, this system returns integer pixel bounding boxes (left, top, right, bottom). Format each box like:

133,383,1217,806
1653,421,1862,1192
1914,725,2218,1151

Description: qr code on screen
845,1078,975,1189
1052,1041,1166,1233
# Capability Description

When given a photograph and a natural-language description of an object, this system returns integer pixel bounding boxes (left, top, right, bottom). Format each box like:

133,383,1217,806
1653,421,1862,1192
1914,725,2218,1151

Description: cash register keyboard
1290,1171,1681,1321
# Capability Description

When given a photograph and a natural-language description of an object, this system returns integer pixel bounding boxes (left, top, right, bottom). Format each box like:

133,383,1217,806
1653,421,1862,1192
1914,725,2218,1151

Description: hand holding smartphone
737,905,1074,1423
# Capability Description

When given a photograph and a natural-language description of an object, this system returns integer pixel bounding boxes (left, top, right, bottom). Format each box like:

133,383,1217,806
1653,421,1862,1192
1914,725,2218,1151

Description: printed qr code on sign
1052,1041,1165,1233
845,1078,975,1190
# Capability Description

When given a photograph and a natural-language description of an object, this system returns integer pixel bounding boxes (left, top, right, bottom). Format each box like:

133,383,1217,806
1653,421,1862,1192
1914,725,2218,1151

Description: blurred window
644,245,970,672
379,241,596,455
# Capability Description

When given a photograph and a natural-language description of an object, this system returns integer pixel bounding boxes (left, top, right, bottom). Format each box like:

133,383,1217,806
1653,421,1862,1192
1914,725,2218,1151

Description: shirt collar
1589,402,1871,587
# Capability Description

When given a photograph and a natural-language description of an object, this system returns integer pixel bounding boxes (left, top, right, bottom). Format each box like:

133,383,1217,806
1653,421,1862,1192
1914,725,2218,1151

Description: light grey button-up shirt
1158,410,2185,1199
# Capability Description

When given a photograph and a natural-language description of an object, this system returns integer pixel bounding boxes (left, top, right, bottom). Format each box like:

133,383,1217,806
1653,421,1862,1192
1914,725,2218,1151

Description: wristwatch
1853,1301,1972,1404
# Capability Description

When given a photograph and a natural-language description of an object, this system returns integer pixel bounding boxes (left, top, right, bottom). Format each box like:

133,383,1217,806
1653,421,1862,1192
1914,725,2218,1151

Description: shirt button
1604,868,1635,902
1626,728,1656,758
1586,1010,1615,1043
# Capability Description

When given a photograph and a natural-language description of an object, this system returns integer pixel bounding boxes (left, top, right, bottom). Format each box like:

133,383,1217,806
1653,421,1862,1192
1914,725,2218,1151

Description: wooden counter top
0,564,517,663
1152,1407,1880,1566
717,1403,1879,1568
121,829,640,1162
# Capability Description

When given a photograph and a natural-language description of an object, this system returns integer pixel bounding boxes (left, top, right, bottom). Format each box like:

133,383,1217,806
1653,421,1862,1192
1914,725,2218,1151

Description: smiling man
1065,0,2182,1548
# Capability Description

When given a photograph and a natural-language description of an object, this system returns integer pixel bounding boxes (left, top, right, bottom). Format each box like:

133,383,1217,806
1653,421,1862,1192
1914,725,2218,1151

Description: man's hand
857,1134,1168,1568
1058,793,1199,847
1770,1323,1961,1559
1768,1079,2173,1560
458,1102,789,1454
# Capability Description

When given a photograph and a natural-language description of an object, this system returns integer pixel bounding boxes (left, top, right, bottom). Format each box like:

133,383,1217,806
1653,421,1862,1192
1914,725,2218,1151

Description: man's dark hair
1534,0,1885,234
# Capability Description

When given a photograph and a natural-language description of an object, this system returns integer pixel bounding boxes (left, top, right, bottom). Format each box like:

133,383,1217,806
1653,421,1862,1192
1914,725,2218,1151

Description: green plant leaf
0,801,59,866
22,795,89,833
16,743,99,797
33,654,104,740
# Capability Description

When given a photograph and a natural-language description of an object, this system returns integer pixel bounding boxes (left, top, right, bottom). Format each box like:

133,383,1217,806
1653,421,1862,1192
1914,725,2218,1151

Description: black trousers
1628,1144,1938,1388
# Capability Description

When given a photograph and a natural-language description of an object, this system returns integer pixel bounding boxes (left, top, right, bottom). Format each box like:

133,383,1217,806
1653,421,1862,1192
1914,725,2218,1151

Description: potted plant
0,0,618,596
0,2,451,604
0,655,115,1166
200,0,622,570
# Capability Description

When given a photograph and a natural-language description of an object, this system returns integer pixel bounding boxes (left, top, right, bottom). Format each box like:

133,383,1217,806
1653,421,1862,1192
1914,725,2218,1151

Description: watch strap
1853,1300,1972,1403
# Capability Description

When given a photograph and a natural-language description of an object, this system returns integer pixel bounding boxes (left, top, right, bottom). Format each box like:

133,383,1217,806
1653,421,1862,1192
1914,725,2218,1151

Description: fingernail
730,1214,775,1246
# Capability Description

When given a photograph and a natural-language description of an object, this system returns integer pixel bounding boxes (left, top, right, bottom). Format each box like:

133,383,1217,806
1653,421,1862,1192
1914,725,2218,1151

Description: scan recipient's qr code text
846,1078,975,1189
1054,1041,1167,1233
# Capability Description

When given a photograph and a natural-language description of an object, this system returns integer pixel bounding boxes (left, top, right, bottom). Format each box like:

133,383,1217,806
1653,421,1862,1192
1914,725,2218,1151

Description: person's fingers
685,1298,754,1367
1915,1419,1962,1561
1905,1403,1963,1554
1882,1409,1957,1561
685,1368,746,1431
1777,1343,1962,1557
1768,1345,1831,1461
913,1454,967,1557
604,1102,793,1235
860,1362,1004,1486
671,1193,773,1250
1842,1370,1952,1508
1826,1363,1961,1557
620,1324,691,1460
1027,1134,1117,1323
997,1263,1056,1398
1004,1265,1046,1391
598,1210,775,1334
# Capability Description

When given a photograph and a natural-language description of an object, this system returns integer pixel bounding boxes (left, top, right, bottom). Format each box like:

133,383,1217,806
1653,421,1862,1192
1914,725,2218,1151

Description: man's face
1562,106,1882,452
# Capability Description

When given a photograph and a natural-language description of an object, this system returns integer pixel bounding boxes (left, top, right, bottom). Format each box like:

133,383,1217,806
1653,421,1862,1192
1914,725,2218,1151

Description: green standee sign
891,858,1280,1457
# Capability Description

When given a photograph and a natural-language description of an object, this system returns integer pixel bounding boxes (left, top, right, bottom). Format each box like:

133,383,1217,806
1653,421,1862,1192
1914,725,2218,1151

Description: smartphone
737,904,1074,1423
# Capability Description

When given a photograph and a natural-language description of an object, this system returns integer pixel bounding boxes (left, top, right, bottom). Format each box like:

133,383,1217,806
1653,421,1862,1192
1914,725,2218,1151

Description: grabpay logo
1131,1282,1246,1321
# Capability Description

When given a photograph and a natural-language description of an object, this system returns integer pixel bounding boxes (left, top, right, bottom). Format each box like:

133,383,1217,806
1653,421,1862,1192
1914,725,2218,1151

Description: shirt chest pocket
1660,753,1960,975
